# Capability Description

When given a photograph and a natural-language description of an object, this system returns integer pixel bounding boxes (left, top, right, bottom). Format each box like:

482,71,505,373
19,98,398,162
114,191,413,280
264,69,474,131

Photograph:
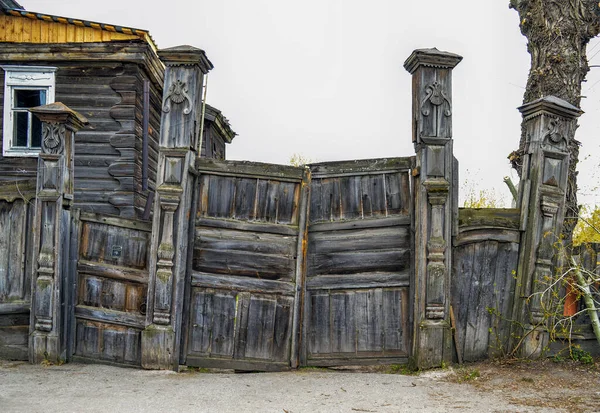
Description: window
2,66,56,156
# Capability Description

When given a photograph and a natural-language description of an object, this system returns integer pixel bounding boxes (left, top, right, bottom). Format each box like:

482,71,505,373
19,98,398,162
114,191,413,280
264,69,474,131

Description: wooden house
0,0,235,218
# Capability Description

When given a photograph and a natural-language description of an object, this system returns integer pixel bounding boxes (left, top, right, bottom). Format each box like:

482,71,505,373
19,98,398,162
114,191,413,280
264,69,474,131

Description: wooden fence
0,47,590,371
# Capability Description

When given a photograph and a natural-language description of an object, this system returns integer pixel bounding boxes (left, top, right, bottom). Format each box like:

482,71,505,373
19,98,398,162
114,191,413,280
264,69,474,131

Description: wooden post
141,46,213,370
512,96,582,357
29,102,88,364
404,48,462,369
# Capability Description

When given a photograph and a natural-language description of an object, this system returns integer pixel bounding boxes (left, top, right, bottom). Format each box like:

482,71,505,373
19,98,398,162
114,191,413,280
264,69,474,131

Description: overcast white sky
20,0,600,207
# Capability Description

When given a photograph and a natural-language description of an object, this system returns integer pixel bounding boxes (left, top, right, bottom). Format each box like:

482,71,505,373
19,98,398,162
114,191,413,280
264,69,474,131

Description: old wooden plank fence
0,47,588,371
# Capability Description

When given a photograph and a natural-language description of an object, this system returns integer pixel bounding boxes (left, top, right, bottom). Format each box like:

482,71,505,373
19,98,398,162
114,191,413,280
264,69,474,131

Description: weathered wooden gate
181,160,309,371
182,158,415,370
70,211,151,366
302,158,414,366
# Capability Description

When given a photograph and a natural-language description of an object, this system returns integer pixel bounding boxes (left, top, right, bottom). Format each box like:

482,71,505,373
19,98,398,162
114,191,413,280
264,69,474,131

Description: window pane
31,115,42,148
14,89,46,108
13,111,28,147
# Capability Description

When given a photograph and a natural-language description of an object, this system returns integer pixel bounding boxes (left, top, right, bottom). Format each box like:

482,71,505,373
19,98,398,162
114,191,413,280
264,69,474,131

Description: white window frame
2,65,56,157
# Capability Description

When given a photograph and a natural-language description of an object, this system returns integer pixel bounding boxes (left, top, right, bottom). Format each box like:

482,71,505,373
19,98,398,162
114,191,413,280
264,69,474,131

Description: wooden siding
0,193,35,360
72,212,151,365
452,208,520,362
0,14,142,44
303,158,414,365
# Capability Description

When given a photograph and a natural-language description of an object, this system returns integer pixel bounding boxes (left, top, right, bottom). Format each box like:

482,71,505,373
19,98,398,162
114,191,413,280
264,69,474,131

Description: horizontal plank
197,217,298,236
75,305,146,329
306,272,410,290
0,325,28,346
197,158,304,182
0,179,36,201
308,216,410,232
185,355,290,372
191,272,296,295
79,211,152,231
309,157,414,178
308,249,411,276
306,356,409,366
455,228,521,246
196,227,297,257
0,303,30,315
458,208,520,230
309,226,410,253
0,312,29,327
78,261,148,284
193,248,295,281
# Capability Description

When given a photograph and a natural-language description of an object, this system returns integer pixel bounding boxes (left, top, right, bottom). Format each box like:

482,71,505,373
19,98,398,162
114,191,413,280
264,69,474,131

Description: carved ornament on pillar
41,122,66,155
162,79,192,115
424,178,450,320
530,197,560,324
152,192,181,325
421,81,452,118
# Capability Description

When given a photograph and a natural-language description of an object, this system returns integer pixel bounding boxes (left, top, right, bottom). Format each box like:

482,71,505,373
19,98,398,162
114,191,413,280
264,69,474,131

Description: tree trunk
509,0,600,242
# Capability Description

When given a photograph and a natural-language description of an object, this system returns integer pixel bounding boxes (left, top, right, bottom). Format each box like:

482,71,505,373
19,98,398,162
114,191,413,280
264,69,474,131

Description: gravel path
0,361,559,413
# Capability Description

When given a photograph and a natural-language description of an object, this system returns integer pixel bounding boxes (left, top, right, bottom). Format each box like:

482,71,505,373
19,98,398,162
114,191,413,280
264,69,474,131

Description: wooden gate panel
303,158,414,366
184,159,306,371
72,212,151,366
0,191,35,360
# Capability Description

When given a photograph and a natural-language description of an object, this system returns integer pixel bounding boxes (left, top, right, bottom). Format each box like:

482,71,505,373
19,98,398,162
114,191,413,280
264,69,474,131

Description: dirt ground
1,358,599,412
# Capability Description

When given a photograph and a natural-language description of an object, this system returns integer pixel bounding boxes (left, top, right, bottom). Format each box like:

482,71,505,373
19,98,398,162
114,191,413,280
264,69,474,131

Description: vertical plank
197,174,209,217
189,289,212,354
357,289,383,352
331,292,356,354
308,293,331,355
209,291,236,357
207,175,235,218
385,172,403,215
7,201,25,299
102,328,124,362
244,296,276,360
273,297,292,362
100,279,126,311
233,178,257,221
463,242,485,360
276,182,297,225
309,180,323,223
260,180,280,223
383,289,402,351
340,176,361,219
123,329,140,363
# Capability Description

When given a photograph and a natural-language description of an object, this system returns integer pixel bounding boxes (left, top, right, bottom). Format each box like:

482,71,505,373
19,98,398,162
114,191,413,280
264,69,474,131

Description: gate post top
158,45,214,74
29,102,88,132
403,48,462,74
518,95,583,121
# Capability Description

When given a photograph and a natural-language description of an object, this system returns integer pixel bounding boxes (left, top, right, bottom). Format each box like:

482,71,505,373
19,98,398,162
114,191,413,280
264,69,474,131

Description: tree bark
509,0,600,242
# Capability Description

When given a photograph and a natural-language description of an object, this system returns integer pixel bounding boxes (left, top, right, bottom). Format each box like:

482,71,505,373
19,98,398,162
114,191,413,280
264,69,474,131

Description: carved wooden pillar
29,103,87,363
141,46,213,369
512,96,582,357
404,48,462,369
